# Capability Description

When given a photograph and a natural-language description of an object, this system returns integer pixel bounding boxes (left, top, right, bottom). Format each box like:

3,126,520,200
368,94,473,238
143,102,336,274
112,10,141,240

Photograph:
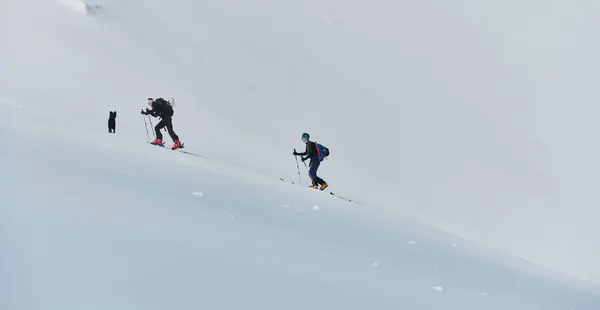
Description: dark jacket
144,98,173,118
109,111,116,120
296,141,318,161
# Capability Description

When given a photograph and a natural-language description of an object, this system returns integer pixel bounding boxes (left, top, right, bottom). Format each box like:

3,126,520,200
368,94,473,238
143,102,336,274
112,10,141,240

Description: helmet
301,133,310,140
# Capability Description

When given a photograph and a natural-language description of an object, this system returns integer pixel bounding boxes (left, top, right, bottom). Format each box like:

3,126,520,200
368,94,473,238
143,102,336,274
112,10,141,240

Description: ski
178,149,204,158
328,192,359,203
147,142,205,158
279,178,359,204
280,177,296,185
148,141,166,147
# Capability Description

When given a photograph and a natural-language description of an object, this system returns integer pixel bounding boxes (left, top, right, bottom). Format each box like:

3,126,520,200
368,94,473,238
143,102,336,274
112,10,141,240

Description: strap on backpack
316,141,321,159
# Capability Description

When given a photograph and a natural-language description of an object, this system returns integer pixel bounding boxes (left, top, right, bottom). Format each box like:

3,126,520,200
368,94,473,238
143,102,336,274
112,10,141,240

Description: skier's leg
154,120,165,140
165,119,179,141
309,160,326,186
309,160,321,186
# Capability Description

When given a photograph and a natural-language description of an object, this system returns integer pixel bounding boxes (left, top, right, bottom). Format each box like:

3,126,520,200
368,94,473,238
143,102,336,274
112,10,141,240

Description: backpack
315,141,330,161
155,97,169,106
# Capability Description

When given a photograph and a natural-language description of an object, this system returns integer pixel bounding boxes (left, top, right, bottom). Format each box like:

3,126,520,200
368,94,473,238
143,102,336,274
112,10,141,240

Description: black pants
108,119,116,133
309,159,326,186
155,117,179,141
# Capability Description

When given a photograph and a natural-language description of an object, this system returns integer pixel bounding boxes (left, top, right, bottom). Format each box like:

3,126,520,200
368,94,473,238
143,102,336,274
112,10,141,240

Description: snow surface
2,100,599,309
2,0,600,308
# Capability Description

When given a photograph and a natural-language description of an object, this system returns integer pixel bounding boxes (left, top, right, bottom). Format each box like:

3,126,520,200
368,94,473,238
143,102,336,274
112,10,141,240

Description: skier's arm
294,143,315,162
305,142,317,158
149,105,163,117
141,108,158,117
294,144,309,156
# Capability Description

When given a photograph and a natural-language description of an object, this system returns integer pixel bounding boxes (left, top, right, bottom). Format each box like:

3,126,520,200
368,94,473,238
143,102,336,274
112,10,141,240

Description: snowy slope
2,96,600,309
1,0,600,297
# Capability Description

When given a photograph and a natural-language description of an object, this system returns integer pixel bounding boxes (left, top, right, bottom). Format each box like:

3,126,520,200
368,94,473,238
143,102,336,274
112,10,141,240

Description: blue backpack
315,142,330,161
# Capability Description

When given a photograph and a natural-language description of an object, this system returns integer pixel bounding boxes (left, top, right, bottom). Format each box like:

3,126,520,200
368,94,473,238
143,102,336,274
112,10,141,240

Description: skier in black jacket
141,98,183,150
293,132,329,190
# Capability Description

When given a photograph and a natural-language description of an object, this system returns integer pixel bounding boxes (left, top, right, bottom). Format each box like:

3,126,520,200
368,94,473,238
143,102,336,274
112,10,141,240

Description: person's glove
140,109,145,115
301,157,308,162
293,150,298,156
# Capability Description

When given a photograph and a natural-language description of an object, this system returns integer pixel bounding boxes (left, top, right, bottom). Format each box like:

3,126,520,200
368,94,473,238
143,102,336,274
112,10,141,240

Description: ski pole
148,116,156,139
303,161,311,187
294,150,303,187
142,114,150,142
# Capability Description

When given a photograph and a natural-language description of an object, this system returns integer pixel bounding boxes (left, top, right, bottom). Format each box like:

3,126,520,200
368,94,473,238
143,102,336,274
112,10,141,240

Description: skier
108,111,116,133
141,97,183,150
293,132,329,191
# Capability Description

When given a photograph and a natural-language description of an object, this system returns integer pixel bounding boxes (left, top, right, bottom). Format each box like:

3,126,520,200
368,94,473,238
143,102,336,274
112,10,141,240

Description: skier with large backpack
293,132,329,190
141,97,183,150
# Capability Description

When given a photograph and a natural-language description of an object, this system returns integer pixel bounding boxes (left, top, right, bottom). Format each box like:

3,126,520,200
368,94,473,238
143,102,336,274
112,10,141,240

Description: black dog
108,111,116,133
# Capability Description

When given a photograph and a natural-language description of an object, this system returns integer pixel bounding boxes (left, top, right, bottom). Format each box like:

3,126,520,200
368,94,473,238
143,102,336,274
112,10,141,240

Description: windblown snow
1,0,600,309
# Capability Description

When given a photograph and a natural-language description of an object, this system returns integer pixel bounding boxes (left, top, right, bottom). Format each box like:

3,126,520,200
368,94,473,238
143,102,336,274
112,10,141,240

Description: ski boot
150,139,163,146
171,140,183,150
308,185,319,190
319,183,329,191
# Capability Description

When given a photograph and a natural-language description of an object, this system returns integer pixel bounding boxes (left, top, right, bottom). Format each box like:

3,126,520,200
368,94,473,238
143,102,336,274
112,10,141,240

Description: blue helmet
301,133,310,140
